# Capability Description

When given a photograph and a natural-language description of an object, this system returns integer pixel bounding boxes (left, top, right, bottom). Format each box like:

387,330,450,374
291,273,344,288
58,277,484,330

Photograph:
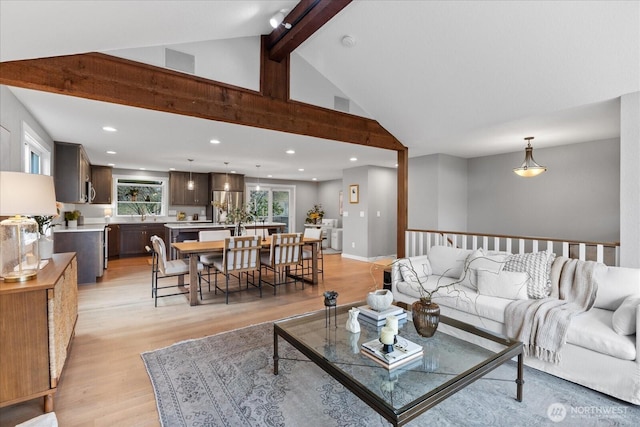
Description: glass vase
412,298,440,337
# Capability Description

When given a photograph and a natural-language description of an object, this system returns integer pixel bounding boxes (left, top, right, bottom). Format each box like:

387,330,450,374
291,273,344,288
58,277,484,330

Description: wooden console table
0,253,78,413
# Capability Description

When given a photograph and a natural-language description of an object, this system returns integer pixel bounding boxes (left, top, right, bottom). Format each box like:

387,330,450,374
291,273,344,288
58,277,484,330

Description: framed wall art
349,184,359,204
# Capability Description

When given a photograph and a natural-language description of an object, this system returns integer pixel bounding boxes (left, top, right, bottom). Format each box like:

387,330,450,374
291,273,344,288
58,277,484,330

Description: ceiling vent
334,96,350,113
165,48,195,74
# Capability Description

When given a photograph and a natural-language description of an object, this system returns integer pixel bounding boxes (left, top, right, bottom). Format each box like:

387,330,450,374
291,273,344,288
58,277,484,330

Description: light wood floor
0,253,383,427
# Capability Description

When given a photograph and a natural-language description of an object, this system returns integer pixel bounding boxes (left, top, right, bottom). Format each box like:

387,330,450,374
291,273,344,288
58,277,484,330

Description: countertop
164,222,286,230
53,225,108,233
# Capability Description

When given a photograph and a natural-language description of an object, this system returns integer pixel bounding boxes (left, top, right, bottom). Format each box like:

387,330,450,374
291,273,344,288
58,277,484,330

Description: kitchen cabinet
107,224,120,258
170,171,209,206
54,141,91,203
91,165,113,204
54,228,104,284
210,172,244,192
119,223,166,256
0,253,77,413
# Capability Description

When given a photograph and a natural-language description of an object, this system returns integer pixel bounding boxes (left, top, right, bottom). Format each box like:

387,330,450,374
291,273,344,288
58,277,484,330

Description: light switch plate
360,211,365,217
343,211,349,217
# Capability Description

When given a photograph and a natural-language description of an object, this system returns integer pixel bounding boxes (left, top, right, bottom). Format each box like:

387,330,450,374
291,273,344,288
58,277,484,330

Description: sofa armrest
636,305,640,363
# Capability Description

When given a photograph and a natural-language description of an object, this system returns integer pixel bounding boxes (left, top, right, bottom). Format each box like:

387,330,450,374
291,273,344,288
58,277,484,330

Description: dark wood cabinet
119,223,166,256
170,172,209,206
54,141,91,203
91,165,113,204
107,224,120,258
210,172,244,192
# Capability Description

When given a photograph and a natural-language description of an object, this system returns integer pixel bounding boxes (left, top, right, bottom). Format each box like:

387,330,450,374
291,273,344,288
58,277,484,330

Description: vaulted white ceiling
1,1,638,180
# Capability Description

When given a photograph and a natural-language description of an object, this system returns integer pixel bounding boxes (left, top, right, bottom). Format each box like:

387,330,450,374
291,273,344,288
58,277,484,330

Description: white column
620,91,640,267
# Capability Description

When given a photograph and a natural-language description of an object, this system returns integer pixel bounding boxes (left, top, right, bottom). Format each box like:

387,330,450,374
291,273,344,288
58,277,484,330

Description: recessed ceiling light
298,168,304,172
106,150,116,155
231,170,236,174
350,157,358,162
395,163,399,167
169,167,176,171
286,150,295,154
267,174,273,178
210,139,220,144
139,168,146,171
102,126,117,132
312,178,317,181
108,163,115,167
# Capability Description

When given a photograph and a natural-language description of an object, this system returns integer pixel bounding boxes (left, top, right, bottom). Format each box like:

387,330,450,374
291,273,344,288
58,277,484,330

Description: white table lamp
0,171,58,282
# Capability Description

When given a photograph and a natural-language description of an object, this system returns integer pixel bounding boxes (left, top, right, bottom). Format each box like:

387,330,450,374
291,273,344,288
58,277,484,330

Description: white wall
620,91,640,266
0,85,54,172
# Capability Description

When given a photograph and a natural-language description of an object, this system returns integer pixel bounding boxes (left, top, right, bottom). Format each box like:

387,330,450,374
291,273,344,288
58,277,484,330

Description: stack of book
360,336,423,370
358,305,407,329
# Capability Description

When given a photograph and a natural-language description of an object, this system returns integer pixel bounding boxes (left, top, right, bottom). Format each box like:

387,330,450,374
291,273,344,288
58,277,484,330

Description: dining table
171,235,322,306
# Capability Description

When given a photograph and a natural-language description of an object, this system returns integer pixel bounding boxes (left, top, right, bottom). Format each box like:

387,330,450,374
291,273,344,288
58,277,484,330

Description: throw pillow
477,270,529,300
503,250,555,299
398,255,431,284
458,249,508,290
612,294,640,335
428,246,473,279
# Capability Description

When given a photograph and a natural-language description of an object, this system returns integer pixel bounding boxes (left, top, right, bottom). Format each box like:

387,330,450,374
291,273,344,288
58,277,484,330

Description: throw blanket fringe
505,257,603,364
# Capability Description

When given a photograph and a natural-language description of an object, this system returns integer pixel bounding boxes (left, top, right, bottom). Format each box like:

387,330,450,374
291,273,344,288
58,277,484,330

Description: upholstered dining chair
150,235,203,307
198,229,231,292
300,227,324,281
211,235,262,304
260,233,304,295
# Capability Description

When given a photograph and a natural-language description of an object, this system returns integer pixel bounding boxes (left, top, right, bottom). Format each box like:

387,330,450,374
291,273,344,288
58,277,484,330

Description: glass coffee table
273,302,523,426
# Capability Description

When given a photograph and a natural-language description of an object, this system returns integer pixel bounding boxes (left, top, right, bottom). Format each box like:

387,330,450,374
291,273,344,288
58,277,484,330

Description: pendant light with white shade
187,159,194,190
255,164,261,191
513,137,547,177
224,162,230,191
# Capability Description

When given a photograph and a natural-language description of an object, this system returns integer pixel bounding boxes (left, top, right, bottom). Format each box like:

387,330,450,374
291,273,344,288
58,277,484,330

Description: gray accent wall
408,154,467,231
620,92,640,267
468,139,620,243
318,179,343,228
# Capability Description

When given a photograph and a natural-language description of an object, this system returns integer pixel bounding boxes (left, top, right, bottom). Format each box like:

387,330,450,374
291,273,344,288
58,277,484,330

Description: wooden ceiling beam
266,0,352,62
0,53,404,151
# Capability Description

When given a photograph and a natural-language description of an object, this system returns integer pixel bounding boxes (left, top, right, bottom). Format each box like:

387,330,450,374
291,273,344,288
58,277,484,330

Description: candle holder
323,291,338,327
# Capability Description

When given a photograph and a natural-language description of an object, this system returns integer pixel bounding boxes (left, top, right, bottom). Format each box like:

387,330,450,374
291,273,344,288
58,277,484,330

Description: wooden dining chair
150,235,203,307
300,227,324,281
211,235,262,304
198,229,231,292
260,233,304,295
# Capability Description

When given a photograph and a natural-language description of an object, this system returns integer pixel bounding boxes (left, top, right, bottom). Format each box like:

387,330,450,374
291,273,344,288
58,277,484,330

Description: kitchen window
22,123,51,175
114,176,167,217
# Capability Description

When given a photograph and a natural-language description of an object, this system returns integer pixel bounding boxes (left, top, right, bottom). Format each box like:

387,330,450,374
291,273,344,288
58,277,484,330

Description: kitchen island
53,225,106,284
165,222,286,259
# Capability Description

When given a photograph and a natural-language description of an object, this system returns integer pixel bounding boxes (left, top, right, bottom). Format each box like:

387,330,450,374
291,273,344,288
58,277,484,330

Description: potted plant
305,204,324,224
65,210,81,228
225,205,254,236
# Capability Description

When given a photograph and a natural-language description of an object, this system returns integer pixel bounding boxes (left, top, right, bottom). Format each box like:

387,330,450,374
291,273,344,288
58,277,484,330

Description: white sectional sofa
391,245,640,405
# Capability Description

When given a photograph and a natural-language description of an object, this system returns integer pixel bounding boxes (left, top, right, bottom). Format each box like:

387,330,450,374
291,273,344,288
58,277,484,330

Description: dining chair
260,233,304,295
300,227,324,281
198,229,231,292
150,235,203,307
211,235,262,304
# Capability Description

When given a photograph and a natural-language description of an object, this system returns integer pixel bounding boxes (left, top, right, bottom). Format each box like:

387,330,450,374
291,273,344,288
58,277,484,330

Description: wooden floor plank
0,253,382,426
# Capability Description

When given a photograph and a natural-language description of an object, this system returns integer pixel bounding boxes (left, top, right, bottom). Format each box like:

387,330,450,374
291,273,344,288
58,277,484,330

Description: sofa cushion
612,294,640,335
428,246,473,279
477,270,529,300
593,266,640,310
503,250,555,299
566,308,636,360
459,249,509,290
397,255,432,284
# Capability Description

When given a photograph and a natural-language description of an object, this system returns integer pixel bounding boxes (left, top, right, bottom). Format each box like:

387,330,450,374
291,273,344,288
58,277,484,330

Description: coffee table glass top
274,303,522,425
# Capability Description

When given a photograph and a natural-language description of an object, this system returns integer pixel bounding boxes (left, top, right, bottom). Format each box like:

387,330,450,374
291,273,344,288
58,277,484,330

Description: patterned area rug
142,322,639,427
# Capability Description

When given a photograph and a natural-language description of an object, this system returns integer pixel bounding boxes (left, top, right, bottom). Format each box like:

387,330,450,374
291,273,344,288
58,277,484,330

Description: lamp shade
0,171,58,216
513,137,547,177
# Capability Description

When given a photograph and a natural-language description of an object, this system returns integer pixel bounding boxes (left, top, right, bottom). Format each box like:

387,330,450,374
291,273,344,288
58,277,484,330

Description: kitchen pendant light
513,137,547,177
187,159,194,190
255,164,261,191
224,162,230,191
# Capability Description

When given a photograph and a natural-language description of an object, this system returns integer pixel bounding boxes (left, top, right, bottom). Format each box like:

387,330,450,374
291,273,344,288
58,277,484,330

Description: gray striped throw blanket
505,256,603,364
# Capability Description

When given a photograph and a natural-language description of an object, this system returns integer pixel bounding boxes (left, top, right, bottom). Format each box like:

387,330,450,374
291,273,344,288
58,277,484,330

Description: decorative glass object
412,298,440,337
0,216,40,281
